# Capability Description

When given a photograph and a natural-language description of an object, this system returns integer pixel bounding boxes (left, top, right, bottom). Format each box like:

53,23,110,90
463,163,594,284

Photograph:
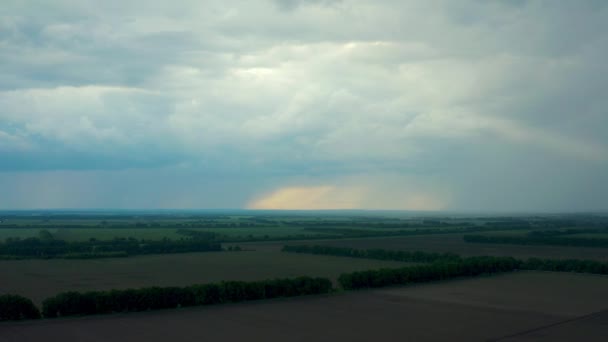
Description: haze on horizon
1,0,607,212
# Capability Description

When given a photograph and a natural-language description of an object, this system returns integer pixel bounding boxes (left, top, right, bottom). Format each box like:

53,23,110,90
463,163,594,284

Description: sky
1,0,607,211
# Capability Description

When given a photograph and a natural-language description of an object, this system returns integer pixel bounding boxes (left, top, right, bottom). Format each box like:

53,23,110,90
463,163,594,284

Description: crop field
2,212,608,341
0,250,412,305
290,234,608,261
2,271,607,342
0,227,326,242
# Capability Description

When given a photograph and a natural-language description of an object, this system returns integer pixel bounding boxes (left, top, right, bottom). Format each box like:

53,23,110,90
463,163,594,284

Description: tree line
0,276,333,321
338,256,608,290
300,225,533,239
0,236,222,259
0,294,41,321
463,234,608,248
282,245,461,263
5,246,608,322
527,228,608,238
338,256,520,290
42,276,332,318
283,245,608,277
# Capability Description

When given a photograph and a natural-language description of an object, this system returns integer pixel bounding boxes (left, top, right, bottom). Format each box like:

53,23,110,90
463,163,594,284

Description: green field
0,226,340,242
2,212,608,319
6,212,601,245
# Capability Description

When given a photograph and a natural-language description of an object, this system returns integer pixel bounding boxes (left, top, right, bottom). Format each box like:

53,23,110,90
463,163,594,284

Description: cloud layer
1,0,607,211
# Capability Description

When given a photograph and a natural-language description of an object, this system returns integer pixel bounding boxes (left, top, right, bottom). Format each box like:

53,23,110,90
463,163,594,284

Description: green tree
0,294,41,321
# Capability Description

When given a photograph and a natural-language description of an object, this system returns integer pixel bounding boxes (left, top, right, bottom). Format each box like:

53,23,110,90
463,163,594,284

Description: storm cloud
1,0,607,211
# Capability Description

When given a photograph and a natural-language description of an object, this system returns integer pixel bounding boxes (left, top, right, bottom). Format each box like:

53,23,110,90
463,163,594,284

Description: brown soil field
245,234,608,261
0,250,411,305
1,272,607,342
499,309,608,341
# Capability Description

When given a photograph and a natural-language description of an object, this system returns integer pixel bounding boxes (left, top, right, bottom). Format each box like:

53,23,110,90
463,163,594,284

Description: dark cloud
0,0,606,211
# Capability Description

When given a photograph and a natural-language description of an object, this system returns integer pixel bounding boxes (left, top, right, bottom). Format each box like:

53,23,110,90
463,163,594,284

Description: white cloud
0,0,607,210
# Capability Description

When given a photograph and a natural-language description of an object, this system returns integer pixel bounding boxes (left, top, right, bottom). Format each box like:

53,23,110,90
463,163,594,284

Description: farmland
0,249,411,305
1,211,608,341
288,233,608,261
1,272,607,342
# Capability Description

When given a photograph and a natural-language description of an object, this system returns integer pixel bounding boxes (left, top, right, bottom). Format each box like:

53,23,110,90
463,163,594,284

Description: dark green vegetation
302,233,608,261
338,256,520,290
464,228,608,248
5,243,607,320
0,235,221,259
2,211,608,330
283,245,608,276
0,295,41,321
284,245,608,292
3,272,608,342
283,244,461,263
0,250,410,305
3,211,605,245
41,277,332,318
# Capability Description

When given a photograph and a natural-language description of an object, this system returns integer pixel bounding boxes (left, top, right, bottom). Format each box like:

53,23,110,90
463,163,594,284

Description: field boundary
488,308,608,341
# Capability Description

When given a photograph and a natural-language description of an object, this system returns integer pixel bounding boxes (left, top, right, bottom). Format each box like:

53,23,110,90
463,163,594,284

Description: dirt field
0,250,411,305
1,272,607,342
252,234,608,261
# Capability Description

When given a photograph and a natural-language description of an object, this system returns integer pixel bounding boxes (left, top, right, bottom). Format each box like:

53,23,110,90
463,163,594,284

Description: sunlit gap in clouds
247,185,448,210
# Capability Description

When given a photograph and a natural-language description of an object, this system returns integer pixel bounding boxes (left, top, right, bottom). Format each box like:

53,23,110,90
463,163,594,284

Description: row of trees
0,295,41,321
42,277,333,318
463,234,608,248
338,256,520,290
5,252,608,321
301,224,533,239
1,276,333,321
282,245,461,263
284,245,608,277
338,256,608,290
527,228,608,238
0,237,222,259
522,258,608,274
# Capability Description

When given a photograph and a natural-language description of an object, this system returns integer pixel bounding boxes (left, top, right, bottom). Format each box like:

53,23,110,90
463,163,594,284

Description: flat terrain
0,227,323,242
0,250,411,305
271,234,608,261
2,272,607,342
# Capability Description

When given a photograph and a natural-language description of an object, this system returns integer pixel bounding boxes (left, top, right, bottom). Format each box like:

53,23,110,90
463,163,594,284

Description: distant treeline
175,229,219,240
523,257,608,274
217,225,512,243
527,228,608,237
338,256,520,290
463,234,608,248
300,225,533,239
0,237,221,259
283,245,608,277
282,245,461,263
338,256,608,290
